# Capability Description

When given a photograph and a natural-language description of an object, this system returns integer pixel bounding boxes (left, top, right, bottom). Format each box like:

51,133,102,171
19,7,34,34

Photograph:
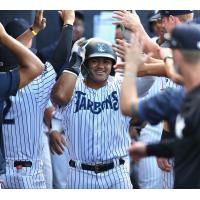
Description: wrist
164,56,173,63
125,65,138,75
125,70,137,79
63,20,74,26
30,26,40,36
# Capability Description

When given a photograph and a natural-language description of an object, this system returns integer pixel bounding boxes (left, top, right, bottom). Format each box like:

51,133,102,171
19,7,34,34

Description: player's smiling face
86,57,112,83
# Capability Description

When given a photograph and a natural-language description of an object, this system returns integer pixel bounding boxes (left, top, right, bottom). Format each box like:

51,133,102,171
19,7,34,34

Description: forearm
49,25,73,76
137,63,167,77
146,139,176,158
16,29,34,47
131,24,161,59
120,70,138,117
0,33,43,88
51,71,77,106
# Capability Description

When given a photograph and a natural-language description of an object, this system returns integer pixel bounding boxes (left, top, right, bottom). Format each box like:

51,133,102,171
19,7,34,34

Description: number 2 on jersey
3,98,15,124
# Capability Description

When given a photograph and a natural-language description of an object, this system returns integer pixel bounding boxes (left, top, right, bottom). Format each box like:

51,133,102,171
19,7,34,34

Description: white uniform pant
66,158,132,189
0,159,46,189
162,158,174,189
51,146,69,189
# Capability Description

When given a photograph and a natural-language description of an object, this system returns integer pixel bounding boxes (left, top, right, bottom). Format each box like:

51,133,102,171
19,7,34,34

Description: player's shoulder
0,68,20,98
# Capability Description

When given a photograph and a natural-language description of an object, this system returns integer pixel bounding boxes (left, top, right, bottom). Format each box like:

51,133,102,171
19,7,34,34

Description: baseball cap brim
86,53,116,62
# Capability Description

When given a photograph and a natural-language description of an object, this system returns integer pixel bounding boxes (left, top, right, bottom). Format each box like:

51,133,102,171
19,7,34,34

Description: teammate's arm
48,111,66,155
16,11,46,47
0,22,44,89
51,38,86,106
48,10,74,77
112,10,161,59
120,34,147,117
113,39,183,83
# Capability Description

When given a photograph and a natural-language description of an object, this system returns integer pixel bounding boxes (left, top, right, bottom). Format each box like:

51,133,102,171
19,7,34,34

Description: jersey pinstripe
58,75,130,163
1,62,56,188
161,78,181,189
3,62,55,161
55,75,132,188
135,77,163,188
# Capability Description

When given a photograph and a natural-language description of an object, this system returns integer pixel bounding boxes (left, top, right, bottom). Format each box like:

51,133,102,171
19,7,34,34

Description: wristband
29,27,38,36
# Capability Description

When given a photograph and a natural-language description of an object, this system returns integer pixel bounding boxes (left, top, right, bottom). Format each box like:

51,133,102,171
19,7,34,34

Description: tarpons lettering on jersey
74,91,119,114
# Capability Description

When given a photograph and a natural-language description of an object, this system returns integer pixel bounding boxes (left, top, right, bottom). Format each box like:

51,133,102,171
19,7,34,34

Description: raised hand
113,10,141,32
71,37,87,61
32,10,46,33
58,10,75,26
124,33,149,74
113,39,129,60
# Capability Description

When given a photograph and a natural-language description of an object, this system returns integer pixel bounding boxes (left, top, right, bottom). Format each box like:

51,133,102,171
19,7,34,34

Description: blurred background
0,10,199,52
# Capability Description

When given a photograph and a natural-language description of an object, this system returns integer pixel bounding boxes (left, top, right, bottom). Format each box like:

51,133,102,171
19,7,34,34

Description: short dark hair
180,50,200,64
75,11,85,21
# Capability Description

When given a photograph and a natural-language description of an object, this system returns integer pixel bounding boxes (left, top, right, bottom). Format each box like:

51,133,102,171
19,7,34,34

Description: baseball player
0,22,44,188
0,10,75,189
123,23,200,188
51,38,132,189
156,10,194,189
113,10,194,189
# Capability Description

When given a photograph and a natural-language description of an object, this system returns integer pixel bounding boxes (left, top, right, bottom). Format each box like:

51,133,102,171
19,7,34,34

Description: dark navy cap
0,18,36,70
5,18,29,39
159,10,193,17
167,24,200,50
149,11,161,22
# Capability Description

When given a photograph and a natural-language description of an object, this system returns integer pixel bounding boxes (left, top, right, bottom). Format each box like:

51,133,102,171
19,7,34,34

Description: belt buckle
94,164,102,174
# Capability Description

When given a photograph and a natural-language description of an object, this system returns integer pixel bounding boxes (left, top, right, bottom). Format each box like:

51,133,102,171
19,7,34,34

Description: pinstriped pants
162,159,174,189
0,159,46,189
66,162,132,189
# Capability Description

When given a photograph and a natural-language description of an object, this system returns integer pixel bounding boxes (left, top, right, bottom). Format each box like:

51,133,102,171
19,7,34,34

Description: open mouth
96,71,105,75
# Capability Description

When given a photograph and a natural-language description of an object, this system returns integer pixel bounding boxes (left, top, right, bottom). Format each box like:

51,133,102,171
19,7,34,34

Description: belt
69,158,125,174
14,160,32,169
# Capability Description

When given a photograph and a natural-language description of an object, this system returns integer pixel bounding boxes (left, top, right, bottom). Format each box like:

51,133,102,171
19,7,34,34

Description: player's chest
71,89,120,115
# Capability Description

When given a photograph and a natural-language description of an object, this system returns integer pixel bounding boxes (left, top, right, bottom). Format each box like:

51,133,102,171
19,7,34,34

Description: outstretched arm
49,10,74,77
113,10,161,59
120,34,148,117
51,38,86,106
16,10,46,47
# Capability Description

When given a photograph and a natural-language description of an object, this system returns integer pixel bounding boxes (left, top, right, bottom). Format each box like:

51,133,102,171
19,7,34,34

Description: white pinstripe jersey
139,77,164,143
2,62,56,161
58,75,131,163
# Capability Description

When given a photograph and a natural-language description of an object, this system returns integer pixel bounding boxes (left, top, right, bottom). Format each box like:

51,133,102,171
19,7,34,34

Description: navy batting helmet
84,38,117,65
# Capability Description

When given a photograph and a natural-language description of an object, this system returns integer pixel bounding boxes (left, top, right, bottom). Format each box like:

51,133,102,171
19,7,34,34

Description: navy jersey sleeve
138,87,184,125
0,68,20,99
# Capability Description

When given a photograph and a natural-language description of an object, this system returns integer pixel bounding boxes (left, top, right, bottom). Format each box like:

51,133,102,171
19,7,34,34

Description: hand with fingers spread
113,39,129,60
113,10,141,32
124,34,149,74
157,158,172,172
71,37,87,60
49,131,67,155
65,37,88,76
113,62,125,75
58,10,75,26
32,10,46,34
